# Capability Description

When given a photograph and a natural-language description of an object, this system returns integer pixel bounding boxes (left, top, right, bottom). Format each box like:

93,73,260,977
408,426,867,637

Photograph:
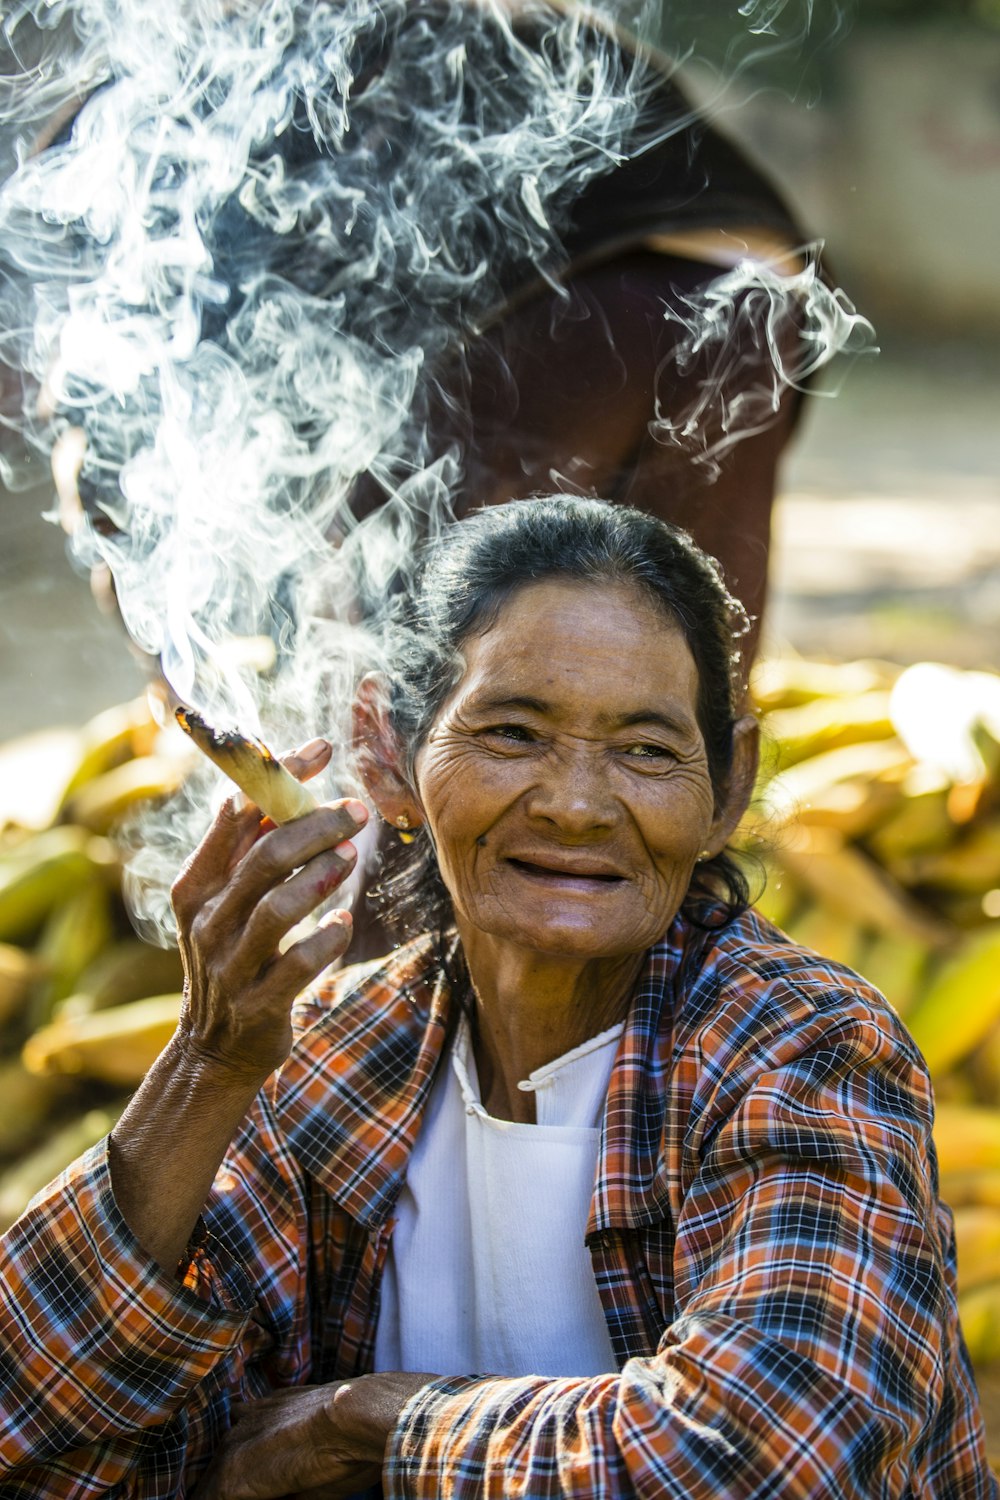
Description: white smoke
0,0,870,940
651,250,874,477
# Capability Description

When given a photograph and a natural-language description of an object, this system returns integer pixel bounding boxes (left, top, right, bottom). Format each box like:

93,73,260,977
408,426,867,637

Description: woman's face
411,577,745,961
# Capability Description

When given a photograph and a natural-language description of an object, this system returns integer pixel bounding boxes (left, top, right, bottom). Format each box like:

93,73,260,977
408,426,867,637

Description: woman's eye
484,723,534,743
623,742,673,760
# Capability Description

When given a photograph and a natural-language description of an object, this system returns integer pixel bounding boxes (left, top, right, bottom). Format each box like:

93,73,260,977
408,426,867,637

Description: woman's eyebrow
471,694,552,716
601,708,694,735
470,697,693,736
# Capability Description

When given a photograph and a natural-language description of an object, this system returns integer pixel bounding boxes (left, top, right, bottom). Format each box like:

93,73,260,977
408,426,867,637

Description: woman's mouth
505,856,625,890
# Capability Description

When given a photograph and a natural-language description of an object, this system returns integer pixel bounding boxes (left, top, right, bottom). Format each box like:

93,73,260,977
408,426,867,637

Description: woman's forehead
450,576,700,714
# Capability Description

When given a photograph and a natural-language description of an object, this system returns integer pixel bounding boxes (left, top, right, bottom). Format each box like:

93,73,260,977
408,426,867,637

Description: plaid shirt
0,906,995,1499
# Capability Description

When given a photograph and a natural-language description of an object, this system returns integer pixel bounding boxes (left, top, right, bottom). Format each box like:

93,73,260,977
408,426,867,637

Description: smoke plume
0,0,871,939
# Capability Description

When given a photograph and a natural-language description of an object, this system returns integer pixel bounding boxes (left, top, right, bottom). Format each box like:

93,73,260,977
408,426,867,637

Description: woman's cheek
422,746,528,821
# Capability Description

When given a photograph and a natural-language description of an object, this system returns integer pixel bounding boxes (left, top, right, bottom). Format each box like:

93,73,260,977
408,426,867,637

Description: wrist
329,1372,436,1462
166,1023,275,1098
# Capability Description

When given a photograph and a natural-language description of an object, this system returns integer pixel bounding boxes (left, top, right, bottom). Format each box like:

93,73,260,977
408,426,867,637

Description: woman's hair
371,494,754,938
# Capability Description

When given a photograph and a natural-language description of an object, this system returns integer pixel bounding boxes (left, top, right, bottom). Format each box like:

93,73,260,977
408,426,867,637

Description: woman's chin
463,903,655,963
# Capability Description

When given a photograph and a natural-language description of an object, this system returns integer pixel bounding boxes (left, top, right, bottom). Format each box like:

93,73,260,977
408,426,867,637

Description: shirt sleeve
384,1008,990,1499
0,1081,312,1499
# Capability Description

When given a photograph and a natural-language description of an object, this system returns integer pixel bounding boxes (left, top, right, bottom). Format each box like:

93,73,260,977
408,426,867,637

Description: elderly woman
1,497,996,1499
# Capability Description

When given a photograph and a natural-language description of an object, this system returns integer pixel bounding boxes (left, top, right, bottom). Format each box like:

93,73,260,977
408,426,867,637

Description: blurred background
5,0,1000,732
2,0,1000,1463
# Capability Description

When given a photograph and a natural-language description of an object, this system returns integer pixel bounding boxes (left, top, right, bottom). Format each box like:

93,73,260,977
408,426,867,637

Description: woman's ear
704,713,760,856
352,673,424,832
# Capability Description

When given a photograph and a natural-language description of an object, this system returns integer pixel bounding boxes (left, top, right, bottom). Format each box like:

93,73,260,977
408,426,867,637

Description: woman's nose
524,748,616,833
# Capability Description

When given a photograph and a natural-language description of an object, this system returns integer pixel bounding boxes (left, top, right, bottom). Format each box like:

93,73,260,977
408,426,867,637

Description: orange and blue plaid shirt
1,905,996,1498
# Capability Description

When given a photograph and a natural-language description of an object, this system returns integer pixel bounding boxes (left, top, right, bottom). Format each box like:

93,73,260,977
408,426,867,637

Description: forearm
385,1335,916,1500
1,1131,259,1489
109,1032,264,1273
108,765,363,1276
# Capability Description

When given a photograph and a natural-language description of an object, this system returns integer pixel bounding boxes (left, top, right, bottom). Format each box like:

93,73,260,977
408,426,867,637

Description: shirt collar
276,914,709,1232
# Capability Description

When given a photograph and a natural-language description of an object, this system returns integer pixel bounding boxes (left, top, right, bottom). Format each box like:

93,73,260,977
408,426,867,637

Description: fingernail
322,907,353,928
334,840,357,862
295,738,328,762
344,799,368,824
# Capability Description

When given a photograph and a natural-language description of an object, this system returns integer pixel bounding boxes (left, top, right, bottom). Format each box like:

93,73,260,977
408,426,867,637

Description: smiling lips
505,856,625,887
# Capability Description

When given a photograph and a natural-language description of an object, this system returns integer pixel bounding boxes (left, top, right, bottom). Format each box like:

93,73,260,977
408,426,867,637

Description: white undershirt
374,1016,624,1379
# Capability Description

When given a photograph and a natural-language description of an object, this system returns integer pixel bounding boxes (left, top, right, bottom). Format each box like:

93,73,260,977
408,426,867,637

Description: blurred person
19,0,832,963
32,1,820,663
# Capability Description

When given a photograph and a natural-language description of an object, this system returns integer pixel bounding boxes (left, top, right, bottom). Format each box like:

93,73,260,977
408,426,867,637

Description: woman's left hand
191,1373,435,1499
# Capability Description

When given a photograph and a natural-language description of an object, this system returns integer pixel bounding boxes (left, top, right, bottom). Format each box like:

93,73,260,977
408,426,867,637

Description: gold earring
698,849,712,862
395,812,416,844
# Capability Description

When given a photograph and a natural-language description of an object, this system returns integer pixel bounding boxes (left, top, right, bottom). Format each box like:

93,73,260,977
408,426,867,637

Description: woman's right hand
170,739,368,1087
108,740,368,1274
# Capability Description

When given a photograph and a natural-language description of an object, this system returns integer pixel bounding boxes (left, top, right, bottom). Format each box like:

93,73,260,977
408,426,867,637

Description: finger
187,912,354,1072
247,908,354,1003
228,1388,319,1424
51,425,87,536
211,800,367,932
245,841,356,947
172,795,268,928
279,738,333,786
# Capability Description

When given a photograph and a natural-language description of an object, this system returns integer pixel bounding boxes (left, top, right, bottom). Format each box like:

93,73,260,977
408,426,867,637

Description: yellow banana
763,691,898,772
0,1058,71,1157
54,937,185,1019
866,775,956,865
952,1205,1000,1294
0,828,116,945
773,825,953,950
751,657,895,714
932,1103,1000,1178
0,1104,124,1233
23,992,183,1087
753,864,806,932
57,695,159,806
957,1280,1000,1367
893,818,1000,897
939,1169,1000,1211
905,928,1000,1077
759,740,912,840
785,900,869,972
967,1020,1000,1108
31,880,116,1023
62,753,189,835
0,943,47,1028
0,727,87,833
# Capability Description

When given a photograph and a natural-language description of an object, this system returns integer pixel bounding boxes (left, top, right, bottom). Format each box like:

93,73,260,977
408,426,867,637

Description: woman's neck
456,929,642,1123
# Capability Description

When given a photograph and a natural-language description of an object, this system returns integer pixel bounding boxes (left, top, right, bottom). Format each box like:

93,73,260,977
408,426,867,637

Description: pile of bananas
1,663,1000,1395
747,655,1000,1381
0,695,189,1231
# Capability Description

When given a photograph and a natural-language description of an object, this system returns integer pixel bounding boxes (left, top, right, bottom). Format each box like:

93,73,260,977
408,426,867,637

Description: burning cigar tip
175,704,269,754
174,705,318,823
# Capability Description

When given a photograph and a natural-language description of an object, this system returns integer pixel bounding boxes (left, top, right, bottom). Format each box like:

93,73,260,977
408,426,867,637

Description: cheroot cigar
175,707,318,823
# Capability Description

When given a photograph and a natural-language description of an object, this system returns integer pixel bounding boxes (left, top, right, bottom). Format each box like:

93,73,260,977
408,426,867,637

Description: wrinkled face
413,577,729,961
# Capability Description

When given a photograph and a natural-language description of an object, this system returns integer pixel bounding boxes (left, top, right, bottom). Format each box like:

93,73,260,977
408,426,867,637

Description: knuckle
243,834,286,885
282,945,317,982
170,865,195,911
187,905,218,953
256,885,292,927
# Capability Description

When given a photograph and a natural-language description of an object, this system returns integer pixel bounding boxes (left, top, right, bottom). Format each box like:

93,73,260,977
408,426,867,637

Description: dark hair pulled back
371,494,753,939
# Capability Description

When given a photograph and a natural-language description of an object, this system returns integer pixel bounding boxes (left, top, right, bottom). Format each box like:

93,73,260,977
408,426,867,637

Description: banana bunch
749,656,1000,1376
0,694,189,1231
